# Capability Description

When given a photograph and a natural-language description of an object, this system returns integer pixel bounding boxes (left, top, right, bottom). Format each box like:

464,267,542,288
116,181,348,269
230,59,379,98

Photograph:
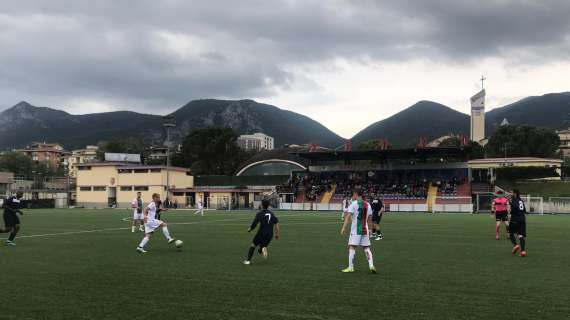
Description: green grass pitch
1,209,569,320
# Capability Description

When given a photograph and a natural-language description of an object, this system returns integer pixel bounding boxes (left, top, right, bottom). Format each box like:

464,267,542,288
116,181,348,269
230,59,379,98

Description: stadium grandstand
276,147,473,213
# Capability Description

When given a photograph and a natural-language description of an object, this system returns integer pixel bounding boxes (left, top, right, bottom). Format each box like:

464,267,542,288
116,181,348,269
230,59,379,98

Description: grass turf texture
1,210,569,320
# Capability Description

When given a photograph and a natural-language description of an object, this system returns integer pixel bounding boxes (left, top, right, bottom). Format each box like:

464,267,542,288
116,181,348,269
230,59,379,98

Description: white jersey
346,200,373,236
146,201,158,221
342,199,350,210
132,198,143,215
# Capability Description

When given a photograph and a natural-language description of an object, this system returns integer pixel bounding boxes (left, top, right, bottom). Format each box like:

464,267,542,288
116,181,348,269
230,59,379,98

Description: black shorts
495,212,508,222
509,220,526,237
253,233,273,247
3,213,20,228
372,211,382,224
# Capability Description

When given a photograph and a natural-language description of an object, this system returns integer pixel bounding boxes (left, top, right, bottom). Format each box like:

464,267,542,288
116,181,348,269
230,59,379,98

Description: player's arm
340,212,351,235
274,223,280,240
248,214,260,232
143,206,149,224
131,200,137,209
367,204,373,226
5,201,23,215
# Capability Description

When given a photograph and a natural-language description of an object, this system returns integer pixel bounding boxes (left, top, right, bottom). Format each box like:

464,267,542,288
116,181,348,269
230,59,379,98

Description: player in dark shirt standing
243,199,280,265
1,191,24,246
370,195,384,240
508,190,527,257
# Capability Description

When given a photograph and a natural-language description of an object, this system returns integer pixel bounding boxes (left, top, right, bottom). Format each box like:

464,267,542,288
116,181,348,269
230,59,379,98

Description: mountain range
353,92,570,146
0,99,343,150
0,92,568,150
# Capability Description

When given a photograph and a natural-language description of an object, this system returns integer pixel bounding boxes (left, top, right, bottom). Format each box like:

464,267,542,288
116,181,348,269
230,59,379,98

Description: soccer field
1,209,569,320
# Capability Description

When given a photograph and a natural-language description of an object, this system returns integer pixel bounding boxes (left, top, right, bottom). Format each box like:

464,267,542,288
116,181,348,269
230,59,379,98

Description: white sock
131,226,136,232
348,248,356,269
138,236,150,248
364,247,374,268
162,226,172,241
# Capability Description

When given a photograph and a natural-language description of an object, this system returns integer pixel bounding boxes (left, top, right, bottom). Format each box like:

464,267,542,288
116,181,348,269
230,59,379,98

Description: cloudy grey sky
1,0,569,137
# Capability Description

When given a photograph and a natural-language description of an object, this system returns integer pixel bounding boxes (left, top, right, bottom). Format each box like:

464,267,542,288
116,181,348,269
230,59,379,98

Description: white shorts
145,219,164,234
348,234,371,247
133,213,144,220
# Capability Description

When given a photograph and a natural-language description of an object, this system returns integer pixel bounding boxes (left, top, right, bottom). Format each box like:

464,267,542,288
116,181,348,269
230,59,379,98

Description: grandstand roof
468,157,563,169
295,147,469,162
236,145,322,174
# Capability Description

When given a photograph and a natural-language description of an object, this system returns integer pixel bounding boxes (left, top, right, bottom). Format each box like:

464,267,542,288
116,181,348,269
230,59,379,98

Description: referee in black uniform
371,195,384,240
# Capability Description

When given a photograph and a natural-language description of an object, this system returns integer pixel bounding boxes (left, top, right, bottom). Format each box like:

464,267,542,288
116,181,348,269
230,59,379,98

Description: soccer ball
174,240,183,248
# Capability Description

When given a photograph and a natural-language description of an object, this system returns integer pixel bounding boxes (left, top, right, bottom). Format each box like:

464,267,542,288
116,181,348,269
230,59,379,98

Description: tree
172,128,254,175
358,140,378,151
486,125,560,158
0,152,34,176
96,137,145,160
0,152,59,178
438,137,462,148
468,141,485,160
357,139,391,151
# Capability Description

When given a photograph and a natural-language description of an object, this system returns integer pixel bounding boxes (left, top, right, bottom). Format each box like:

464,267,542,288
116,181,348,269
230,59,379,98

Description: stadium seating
292,169,469,204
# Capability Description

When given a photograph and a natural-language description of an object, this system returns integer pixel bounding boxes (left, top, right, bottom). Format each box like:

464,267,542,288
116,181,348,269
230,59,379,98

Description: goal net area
524,196,544,215
432,196,473,213
472,193,544,215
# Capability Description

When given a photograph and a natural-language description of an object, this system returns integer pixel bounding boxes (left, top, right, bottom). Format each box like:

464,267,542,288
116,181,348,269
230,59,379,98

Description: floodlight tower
163,116,176,202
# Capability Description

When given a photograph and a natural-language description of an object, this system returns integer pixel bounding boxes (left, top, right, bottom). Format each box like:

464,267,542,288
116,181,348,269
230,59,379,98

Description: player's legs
377,213,384,238
7,224,20,242
137,233,152,252
138,219,145,231
371,213,378,237
3,214,20,245
342,244,357,272
245,234,263,264
245,244,257,264
495,220,501,240
363,246,376,273
159,222,174,242
509,221,521,255
259,237,271,259
519,222,527,257
245,236,265,264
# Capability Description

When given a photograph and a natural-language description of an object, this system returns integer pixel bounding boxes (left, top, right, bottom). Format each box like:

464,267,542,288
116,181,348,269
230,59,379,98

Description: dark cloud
0,0,569,113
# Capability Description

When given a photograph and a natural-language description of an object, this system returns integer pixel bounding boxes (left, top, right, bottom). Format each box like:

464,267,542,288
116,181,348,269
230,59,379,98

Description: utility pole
163,116,176,203
481,75,486,90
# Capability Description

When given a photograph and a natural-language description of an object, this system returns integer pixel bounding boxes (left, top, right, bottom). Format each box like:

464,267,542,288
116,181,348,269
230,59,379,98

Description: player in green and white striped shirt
340,190,377,273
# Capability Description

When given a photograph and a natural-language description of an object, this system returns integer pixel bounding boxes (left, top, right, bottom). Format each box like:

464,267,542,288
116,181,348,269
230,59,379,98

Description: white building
558,128,570,158
67,145,99,178
237,133,274,151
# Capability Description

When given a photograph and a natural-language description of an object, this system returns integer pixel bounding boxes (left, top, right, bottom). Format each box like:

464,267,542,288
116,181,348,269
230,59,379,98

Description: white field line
3,215,337,240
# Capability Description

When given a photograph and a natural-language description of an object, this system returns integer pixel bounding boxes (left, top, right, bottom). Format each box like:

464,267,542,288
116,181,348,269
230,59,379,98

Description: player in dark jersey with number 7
243,199,280,265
